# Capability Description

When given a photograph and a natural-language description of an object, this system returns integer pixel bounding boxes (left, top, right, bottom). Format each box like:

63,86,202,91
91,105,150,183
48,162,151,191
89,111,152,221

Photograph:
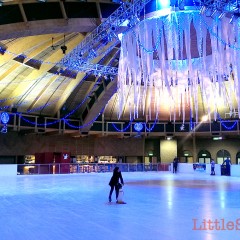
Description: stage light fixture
200,5,206,15
61,45,67,54
229,14,239,24
218,12,225,19
61,35,67,54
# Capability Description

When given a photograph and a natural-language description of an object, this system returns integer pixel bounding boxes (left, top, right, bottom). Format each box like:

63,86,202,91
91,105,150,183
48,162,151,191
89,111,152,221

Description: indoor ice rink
1,171,240,240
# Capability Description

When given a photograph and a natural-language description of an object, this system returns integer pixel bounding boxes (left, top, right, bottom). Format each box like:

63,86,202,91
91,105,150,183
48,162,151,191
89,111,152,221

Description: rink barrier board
1,163,240,177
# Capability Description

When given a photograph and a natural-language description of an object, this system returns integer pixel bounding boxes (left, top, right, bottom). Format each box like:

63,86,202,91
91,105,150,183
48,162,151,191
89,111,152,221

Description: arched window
236,152,240,164
198,150,211,163
216,150,230,164
181,150,193,163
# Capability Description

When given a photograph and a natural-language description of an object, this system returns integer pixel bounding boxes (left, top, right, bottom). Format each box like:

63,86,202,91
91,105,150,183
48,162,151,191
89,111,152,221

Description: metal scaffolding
58,0,152,75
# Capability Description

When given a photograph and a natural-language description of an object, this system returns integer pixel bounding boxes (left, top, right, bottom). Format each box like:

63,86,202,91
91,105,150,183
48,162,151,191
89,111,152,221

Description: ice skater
222,157,231,176
210,159,215,175
108,166,124,203
173,157,179,173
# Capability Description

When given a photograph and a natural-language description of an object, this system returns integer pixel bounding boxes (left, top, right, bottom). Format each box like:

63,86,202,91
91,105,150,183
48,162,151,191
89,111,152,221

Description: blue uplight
156,0,170,10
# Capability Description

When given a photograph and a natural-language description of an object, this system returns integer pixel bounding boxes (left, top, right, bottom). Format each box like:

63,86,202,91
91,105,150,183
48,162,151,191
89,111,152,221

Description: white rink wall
0,164,17,176
0,163,240,177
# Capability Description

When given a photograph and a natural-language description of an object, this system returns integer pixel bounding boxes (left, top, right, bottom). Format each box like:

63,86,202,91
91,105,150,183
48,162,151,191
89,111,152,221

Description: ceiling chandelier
117,7,240,122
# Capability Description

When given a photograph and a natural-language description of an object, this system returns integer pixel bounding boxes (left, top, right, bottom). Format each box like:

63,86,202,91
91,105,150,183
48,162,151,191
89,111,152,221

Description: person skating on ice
210,159,215,175
108,166,124,203
222,157,231,176
173,157,179,173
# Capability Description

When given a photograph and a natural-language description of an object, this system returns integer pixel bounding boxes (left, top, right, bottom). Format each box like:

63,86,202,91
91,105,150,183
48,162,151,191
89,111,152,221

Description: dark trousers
226,165,231,176
109,185,120,200
211,167,215,175
173,165,177,173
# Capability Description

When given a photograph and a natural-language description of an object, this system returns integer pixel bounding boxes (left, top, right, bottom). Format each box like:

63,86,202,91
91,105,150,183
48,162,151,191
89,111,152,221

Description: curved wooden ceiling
0,0,237,128
0,0,122,123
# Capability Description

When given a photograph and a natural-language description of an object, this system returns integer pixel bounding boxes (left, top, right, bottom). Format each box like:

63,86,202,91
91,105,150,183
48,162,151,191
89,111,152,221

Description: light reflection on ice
0,172,240,240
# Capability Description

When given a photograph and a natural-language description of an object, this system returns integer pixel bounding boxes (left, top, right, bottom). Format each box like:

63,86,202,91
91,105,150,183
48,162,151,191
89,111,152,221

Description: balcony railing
1,110,240,137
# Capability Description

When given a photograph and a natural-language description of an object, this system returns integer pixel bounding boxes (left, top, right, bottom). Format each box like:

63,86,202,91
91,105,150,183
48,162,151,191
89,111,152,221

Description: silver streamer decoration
118,9,240,122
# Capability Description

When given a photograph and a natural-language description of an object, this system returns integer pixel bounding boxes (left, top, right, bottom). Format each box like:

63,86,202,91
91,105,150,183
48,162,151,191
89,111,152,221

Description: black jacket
109,171,124,187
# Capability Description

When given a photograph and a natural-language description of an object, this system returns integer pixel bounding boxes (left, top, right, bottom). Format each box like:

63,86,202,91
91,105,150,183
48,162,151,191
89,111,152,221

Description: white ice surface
0,172,240,240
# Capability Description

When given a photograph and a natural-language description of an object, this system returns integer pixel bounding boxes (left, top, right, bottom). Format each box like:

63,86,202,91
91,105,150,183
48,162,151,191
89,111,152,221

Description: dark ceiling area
0,1,120,25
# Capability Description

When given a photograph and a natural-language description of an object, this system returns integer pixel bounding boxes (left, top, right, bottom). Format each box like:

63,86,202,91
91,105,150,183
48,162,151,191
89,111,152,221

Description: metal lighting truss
58,0,151,76
72,61,119,76
199,0,240,15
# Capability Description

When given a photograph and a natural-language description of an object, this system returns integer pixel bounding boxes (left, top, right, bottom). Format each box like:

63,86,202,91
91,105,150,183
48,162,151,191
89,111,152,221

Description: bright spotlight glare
201,115,208,122
156,0,170,10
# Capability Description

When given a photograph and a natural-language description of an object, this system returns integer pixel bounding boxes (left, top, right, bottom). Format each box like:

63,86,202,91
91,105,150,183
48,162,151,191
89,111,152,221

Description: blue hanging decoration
217,114,238,130
134,122,144,132
180,123,185,131
190,117,194,131
145,117,158,132
111,120,133,132
1,112,10,133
